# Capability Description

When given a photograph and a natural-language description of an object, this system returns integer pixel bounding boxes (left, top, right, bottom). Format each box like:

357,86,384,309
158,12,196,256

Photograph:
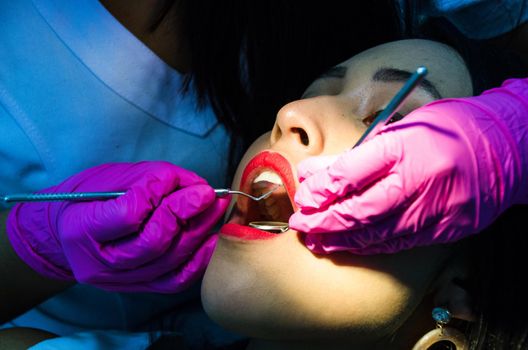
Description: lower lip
219,223,282,241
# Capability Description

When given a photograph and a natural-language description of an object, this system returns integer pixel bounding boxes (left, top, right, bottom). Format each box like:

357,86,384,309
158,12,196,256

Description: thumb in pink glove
289,78,528,255
7,161,229,293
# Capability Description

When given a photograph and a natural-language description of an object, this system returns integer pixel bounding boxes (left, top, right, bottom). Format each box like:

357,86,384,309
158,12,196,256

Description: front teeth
253,171,283,185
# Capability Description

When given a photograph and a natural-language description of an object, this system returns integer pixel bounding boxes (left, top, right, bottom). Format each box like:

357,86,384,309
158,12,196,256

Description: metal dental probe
353,66,428,148
213,184,280,201
2,185,281,203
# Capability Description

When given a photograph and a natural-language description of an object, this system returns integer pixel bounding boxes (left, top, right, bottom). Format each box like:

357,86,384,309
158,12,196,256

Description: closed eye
361,110,404,127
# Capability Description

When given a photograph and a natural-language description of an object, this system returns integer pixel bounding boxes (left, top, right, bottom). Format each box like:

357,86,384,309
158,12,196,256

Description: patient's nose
270,98,327,157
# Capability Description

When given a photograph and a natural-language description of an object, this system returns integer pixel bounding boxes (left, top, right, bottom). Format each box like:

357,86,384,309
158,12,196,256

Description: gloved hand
7,161,229,293
289,78,528,255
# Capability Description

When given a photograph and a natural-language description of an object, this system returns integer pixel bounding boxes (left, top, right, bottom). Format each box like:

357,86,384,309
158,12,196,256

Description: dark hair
178,0,401,181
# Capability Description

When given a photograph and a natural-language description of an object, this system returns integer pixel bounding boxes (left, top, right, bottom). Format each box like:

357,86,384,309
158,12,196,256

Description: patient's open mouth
221,151,297,240
250,173,293,223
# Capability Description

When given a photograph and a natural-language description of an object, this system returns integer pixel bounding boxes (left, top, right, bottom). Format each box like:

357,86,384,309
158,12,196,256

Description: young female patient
4,39,525,349
201,39,528,349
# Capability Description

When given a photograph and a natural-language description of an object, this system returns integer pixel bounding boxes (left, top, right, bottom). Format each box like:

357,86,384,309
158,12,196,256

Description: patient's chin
200,252,268,337
200,239,296,339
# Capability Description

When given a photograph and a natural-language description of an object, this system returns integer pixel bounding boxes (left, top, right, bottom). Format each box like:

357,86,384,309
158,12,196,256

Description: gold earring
412,307,468,350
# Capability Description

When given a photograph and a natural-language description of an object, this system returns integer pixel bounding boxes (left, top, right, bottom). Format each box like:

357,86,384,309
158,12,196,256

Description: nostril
292,127,309,146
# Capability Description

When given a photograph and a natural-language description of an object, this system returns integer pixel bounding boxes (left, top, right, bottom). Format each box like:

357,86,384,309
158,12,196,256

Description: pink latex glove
289,78,528,255
7,161,229,293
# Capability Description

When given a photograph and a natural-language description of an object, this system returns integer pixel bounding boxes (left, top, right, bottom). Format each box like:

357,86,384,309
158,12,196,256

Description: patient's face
202,40,472,346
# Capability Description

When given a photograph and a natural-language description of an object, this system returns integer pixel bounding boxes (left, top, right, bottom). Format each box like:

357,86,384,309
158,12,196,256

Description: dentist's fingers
293,134,399,210
290,172,409,233
86,234,219,293
296,154,339,182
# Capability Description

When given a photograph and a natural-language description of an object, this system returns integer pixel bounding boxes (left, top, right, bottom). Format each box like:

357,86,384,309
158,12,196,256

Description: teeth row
253,171,283,185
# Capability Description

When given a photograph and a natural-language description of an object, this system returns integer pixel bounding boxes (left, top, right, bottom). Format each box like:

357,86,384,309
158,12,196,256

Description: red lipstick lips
220,151,297,241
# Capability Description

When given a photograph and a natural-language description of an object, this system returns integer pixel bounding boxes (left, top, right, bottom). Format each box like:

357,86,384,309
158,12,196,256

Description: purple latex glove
7,161,229,293
289,78,528,254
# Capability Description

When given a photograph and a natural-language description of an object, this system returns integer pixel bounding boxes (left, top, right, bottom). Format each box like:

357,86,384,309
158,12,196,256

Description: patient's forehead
338,39,473,98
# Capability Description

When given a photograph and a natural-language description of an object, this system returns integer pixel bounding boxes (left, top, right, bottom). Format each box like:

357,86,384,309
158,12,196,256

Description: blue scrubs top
0,0,230,202
0,0,239,347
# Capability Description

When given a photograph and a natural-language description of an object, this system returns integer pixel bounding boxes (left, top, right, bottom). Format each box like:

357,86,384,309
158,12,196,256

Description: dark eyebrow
372,67,442,99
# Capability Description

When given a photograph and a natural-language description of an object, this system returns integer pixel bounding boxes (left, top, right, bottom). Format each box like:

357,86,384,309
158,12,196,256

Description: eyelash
361,110,404,127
